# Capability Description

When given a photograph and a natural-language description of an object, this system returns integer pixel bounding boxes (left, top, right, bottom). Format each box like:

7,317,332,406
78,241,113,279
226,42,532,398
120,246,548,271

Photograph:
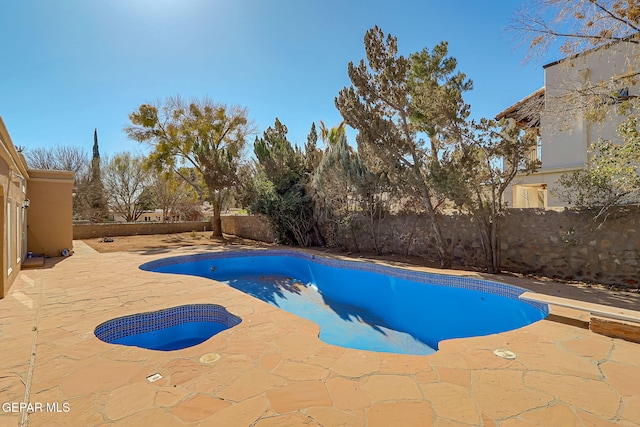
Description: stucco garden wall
73,215,276,242
73,221,212,239
221,214,275,243
220,209,639,288
27,169,74,258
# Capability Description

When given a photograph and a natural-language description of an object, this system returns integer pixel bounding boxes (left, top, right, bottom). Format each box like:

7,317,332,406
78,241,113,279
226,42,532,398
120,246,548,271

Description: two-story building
498,38,639,208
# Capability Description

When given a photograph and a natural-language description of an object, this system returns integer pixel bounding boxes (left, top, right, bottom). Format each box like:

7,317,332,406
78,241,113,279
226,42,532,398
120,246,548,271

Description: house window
525,136,542,163
514,185,547,208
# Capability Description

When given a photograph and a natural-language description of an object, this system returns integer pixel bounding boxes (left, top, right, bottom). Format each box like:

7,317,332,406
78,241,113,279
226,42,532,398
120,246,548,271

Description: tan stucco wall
72,216,273,242
73,221,211,239
221,215,274,243
0,117,30,297
27,169,74,257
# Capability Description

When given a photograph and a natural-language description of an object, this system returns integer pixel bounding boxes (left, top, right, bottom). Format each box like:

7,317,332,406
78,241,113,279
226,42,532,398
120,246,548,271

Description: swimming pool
94,304,242,351
141,250,548,355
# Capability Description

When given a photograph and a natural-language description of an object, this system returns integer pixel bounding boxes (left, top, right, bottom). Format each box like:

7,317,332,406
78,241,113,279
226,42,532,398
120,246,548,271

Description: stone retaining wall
500,208,639,286
219,209,639,287
73,209,640,287
370,208,639,287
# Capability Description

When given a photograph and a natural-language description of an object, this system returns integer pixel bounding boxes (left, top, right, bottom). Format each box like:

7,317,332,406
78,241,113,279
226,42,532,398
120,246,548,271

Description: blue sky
0,0,556,159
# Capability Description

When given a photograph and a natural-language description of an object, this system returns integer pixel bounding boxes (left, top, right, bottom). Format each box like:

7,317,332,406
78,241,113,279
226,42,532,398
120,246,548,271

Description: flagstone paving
0,242,639,426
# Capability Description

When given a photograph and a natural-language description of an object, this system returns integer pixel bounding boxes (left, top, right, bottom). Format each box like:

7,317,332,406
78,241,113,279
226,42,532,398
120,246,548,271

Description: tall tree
312,124,394,254
24,145,89,175
304,122,323,172
125,96,254,237
150,169,200,223
246,119,322,246
433,120,540,273
69,130,109,222
103,152,152,222
85,129,109,221
23,143,105,222
335,27,471,268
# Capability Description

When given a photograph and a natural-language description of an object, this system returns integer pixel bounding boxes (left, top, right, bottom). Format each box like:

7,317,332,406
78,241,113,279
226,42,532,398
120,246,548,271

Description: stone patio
0,241,639,426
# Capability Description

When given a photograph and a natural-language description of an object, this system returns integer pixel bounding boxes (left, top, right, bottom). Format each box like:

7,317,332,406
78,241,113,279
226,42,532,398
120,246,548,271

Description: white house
497,38,640,208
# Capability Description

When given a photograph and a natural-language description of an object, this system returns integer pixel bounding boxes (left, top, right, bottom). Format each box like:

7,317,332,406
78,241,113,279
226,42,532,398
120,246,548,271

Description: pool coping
520,291,640,324
94,303,242,346
140,248,550,313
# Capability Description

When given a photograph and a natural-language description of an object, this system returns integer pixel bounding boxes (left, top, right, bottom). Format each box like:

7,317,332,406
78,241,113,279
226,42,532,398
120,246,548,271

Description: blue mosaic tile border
140,250,549,314
95,304,242,344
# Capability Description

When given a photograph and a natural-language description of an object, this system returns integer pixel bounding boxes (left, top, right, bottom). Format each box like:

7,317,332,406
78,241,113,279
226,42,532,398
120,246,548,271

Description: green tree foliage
312,122,394,254
557,117,640,219
336,26,471,268
102,152,152,222
125,96,253,237
245,119,323,246
433,120,540,273
304,122,323,172
150,168,200,222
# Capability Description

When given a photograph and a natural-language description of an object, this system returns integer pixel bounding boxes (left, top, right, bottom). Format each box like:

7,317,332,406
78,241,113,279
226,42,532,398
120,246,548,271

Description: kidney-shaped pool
140,250,548,355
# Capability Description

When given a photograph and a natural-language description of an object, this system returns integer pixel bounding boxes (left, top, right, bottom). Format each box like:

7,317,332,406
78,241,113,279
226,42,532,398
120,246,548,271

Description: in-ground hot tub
94,304,241,351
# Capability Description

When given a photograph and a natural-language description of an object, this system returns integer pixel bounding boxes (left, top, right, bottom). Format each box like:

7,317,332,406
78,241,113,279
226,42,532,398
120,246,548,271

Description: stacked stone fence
73,209,640,287
339,208,640,286
498,208,639,287
211,209,639,287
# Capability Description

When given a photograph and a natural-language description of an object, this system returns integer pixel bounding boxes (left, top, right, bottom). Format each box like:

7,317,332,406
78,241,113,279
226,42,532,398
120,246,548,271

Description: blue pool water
112,321,229,351
94,304,242,351
140,250,548,355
